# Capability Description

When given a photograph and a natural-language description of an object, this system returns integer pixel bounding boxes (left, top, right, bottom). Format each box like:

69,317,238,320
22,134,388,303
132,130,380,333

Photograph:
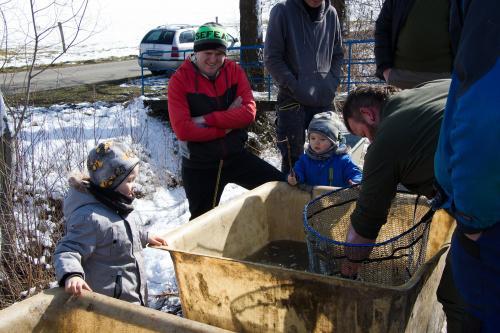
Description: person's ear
359,106,378,125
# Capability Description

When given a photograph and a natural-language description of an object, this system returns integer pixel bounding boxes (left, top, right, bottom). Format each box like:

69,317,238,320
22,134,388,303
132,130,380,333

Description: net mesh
304,186,432,286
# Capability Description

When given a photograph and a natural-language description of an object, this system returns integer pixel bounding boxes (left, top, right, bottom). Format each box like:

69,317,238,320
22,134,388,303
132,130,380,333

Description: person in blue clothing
433,0,500,331
287,111,362,188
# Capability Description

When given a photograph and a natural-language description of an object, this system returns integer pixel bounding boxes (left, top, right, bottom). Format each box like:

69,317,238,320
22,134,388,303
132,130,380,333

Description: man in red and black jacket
168,22,284,220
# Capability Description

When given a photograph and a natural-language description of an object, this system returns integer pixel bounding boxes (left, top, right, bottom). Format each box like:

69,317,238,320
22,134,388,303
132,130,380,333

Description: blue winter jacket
434,0,500,233
293,153,362,187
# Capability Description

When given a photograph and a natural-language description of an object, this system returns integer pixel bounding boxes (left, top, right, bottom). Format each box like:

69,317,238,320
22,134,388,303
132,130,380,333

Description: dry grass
4,82,159,107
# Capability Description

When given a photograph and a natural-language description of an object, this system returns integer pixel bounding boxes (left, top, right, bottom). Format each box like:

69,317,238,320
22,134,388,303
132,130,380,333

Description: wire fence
138,39,383,98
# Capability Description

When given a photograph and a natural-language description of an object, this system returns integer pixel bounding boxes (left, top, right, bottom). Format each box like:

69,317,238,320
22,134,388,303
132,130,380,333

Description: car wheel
150,70,165,76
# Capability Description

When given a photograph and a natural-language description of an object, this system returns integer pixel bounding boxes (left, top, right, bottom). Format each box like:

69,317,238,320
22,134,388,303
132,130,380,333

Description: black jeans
437,251,482,332
182,150,284,220
275,97,331,174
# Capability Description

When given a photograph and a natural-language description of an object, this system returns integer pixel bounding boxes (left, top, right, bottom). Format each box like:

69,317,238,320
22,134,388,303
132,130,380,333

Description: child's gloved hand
287,173,297,186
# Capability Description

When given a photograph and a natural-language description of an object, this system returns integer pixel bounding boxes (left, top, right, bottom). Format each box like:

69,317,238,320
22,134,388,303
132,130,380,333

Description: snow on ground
14,96,280,310
0,91,7,136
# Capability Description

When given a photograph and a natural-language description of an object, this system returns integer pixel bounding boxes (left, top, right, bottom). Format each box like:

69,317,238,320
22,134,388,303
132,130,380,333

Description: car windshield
141,30,175,45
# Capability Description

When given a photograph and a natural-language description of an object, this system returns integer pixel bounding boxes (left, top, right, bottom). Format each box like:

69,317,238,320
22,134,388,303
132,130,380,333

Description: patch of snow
0,91,7,136
13,96,280,309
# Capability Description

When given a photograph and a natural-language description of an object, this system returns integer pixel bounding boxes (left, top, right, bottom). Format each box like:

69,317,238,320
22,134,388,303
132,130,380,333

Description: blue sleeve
293,154,307,184
440,63,500,230
434,0,500,230
341,154,363,184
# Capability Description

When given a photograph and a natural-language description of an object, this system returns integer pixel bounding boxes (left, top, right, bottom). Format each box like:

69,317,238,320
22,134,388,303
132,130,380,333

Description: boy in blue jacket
287,111,362,187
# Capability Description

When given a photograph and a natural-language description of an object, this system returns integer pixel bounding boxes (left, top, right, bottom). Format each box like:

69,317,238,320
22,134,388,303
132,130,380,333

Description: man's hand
228,96,242,109
287,173,297,186
340,223,376,278
148,235,168,246
383,68,392,82
65,276,92,296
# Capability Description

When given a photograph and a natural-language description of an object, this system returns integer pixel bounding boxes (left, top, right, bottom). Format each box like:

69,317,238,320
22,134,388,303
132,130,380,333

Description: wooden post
0,91,14,265
58,22,66,52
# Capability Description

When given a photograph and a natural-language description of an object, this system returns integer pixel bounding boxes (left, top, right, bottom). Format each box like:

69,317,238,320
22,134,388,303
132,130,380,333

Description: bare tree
332,0,347,32
239,0,265,92
0,0,96,308
7,0,95,137
345,0,382,38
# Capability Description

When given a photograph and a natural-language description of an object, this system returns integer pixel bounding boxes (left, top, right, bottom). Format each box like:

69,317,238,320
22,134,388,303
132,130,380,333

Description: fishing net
303,186,432,286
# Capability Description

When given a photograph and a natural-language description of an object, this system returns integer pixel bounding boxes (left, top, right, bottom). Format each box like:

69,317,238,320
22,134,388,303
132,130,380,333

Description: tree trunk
239,0,265,93
0,93,14,266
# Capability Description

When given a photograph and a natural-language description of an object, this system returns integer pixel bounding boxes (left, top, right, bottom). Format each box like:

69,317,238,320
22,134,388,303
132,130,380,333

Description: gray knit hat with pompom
86,141,139,189
308,111,346,144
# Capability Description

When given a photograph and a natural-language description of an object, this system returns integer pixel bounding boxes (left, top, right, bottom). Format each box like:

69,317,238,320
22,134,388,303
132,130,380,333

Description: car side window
142,30,163,43
179,30,195,44
160,31,175,44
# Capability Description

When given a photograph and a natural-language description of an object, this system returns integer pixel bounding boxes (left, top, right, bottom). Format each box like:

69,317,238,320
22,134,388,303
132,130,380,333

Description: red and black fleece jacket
167,58,256,168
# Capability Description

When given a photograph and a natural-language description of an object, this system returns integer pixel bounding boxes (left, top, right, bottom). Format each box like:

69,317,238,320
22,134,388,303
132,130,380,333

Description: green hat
194,22,228,53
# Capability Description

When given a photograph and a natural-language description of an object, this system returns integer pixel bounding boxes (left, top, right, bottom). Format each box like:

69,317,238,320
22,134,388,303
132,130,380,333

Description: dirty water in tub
243,240,309,271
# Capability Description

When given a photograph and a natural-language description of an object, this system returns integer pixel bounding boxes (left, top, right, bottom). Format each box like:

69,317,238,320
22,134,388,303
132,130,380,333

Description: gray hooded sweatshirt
264,0,343,107
54,187,148,305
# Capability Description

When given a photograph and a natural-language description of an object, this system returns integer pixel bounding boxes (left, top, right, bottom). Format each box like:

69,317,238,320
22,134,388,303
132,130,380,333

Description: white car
138,24,240,76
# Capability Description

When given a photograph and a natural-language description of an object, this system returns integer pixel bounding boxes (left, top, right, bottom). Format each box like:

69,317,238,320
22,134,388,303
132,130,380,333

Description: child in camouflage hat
287,111,362,187
54,140,167,305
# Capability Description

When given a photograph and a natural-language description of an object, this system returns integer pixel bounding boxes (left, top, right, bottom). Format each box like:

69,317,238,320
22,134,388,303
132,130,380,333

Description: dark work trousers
437,251,481,332
275,97,331,174
182,150,285,220
448,224,500,333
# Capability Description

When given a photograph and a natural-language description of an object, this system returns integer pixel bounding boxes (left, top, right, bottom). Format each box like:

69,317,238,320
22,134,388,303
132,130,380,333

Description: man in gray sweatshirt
264,0,343,174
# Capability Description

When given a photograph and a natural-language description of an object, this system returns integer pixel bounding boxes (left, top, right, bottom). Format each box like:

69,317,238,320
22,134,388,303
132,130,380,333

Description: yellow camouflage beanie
86,141,140,189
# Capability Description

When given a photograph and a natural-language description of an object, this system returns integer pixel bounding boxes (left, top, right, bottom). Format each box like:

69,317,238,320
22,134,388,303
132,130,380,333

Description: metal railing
343,39,384,92
138,39,383,98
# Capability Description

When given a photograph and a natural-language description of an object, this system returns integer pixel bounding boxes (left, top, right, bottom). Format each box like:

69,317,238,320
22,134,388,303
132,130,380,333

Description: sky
5,1,244,44
95,0,242,45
